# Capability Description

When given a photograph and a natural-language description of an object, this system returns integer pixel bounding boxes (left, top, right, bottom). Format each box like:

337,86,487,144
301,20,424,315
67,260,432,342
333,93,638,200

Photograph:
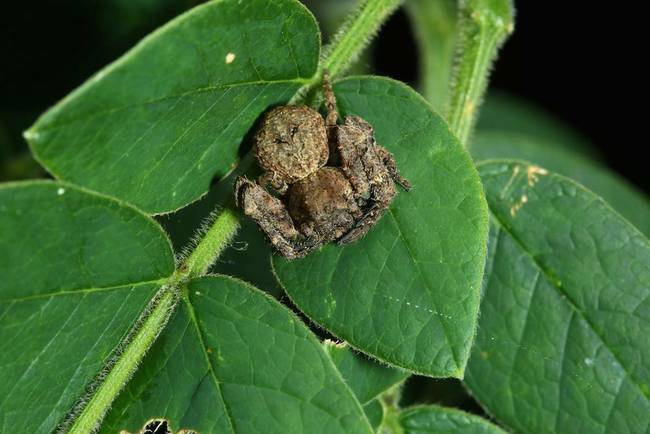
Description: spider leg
336,116,374,200
335,117,410,245
234,177,318,259
337,153,407,246
376,145,412,191
322,70,338,128
336,201,386,245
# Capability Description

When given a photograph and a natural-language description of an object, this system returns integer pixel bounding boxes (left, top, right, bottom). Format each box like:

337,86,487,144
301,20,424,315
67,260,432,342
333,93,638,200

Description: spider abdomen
287,167,362,241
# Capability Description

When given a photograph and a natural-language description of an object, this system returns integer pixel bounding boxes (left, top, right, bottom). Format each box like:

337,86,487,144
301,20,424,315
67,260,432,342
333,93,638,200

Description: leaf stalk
66,288,177,434
292,0,403,104
377,385,405,434
181,206,240,279
323,0,404,78
446,0,514,145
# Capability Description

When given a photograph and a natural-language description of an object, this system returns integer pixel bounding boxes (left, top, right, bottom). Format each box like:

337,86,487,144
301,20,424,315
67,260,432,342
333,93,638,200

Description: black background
1,1,647,192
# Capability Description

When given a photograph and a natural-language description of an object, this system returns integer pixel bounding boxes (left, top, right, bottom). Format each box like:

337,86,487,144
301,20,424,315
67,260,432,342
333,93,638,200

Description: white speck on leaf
225,52,236,64
195,291,201,296
500,165,520,198
57,188,65,196
584,358,594,366
382,294,452,319
510,194,528,217
526,165,548,186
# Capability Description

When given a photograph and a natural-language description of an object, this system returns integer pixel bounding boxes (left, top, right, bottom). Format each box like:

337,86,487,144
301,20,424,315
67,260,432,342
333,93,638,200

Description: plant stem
323,0,403,78
405,0,458,113
182,205,240,279
67,287,177,434
377,386,405,434
447,0,514,145
292,0,403,104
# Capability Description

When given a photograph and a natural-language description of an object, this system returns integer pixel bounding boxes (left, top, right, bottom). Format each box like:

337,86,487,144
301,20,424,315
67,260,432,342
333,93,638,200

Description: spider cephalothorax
235,73,411,259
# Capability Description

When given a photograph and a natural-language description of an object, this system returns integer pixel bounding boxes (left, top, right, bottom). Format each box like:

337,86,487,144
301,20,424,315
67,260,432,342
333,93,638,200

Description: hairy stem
405,0,458,113
292,0,403,105
67,288,177,434
447,0,514,145
323,0,403,78
182,205,240,279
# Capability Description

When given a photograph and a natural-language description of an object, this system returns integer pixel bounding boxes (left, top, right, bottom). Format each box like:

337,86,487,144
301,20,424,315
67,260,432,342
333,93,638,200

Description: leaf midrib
387,209,461,372
30,77,309,135
488,208,650,402
183,295,236,434
0,278,168,304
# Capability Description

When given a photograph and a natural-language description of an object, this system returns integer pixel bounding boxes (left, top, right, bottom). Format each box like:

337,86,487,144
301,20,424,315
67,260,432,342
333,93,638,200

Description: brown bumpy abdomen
287,167,362,242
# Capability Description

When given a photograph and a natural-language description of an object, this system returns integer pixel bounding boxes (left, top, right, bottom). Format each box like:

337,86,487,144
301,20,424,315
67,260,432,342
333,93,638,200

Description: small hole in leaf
123,418,196,434
143,419,170,434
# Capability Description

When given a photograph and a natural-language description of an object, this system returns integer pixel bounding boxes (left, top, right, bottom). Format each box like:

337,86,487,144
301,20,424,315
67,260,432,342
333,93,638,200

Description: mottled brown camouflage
235,73,410,259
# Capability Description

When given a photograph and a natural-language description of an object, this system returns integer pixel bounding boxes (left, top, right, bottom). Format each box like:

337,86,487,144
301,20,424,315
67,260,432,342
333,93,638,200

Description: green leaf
325,341,409,404
102,275,373,434
363,399,384,431
470,131,650,236
0,181,174,433
273,76,489,377
476,92,596,157
465,161,650,434
399,405,507,434
25,0,320,214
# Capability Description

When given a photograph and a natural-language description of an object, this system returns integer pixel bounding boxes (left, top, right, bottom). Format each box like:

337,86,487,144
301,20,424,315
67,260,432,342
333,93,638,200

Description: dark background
1,1,647,193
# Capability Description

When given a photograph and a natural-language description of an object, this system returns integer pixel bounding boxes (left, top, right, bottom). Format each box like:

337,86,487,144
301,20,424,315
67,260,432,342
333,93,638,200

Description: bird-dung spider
235,73,411,259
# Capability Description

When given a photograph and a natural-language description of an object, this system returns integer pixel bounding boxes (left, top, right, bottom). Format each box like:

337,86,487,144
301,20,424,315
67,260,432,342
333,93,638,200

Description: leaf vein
489,209,650,402
0,279,166,304
31,78,308,134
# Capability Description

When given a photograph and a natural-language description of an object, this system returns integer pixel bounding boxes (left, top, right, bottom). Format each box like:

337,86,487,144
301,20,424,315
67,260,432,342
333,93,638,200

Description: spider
234,73,411,259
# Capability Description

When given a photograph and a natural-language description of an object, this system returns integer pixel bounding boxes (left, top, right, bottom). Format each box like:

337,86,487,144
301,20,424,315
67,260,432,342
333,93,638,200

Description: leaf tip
22,127,40,143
